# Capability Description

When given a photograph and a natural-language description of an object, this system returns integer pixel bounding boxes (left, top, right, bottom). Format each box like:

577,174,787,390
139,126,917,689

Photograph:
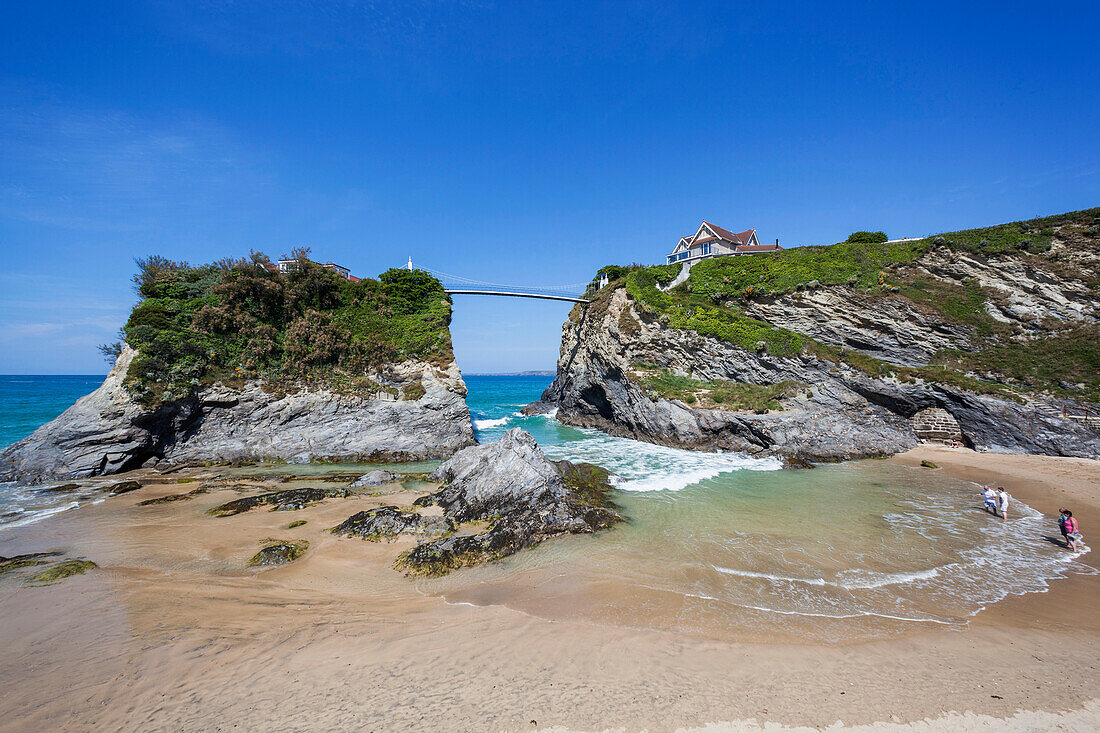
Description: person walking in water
1063,510,1082,552
980,485,997,514
997,487,1010,521
1059,508,1070,545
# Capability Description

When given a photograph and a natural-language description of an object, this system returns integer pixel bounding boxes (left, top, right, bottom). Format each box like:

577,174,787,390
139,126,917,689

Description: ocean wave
473,417,512,429
0,500,80,530
712,565,827,586
834,566,943,589
684,588,953,625
545,432,779,492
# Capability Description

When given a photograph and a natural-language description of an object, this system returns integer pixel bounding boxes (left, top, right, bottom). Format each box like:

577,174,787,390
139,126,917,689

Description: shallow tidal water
439,376,1095,642
0,373,1093,643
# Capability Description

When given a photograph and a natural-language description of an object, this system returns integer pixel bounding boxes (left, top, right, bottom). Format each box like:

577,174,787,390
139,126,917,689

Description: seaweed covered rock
209,487,350,517
396,429,621,576
137,487,210,505
248,540,309,567
27,559,98,584
0,552,62,574
105,480,143,496
332,506,453,541
350,470,396,487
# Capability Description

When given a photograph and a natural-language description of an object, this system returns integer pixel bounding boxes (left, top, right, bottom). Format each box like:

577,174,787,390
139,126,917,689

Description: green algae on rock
248,540,309,567
0,552,63,575
333,506,453,542
105,480,143,495
209,487,351,517
138,487,210,505
27,559,98,584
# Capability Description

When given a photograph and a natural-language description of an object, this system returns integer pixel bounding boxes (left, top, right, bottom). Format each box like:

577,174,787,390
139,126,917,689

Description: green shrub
121,256,453,405
846,231,888,243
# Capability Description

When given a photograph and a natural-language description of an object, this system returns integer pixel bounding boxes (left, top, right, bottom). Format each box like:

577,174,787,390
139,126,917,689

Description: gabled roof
687,221,756,246
701,222,756,245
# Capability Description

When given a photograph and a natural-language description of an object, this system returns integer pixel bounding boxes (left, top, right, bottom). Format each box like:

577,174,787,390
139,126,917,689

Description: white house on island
667,221,780,265
276,258,353,279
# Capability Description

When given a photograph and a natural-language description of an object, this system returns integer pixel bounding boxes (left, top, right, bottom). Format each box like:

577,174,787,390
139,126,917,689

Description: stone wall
910,407,963,444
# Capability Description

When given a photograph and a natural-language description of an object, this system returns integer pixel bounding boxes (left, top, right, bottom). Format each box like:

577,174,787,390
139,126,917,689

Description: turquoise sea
1,373,1093,642
0,375,106,449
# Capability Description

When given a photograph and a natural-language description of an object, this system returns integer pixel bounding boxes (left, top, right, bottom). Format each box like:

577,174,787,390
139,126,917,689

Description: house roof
670,222,762,256
734,243,780,252
700,222,756,245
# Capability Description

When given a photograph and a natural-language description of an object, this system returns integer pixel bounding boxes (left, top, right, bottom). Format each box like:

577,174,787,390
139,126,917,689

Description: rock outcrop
0,346,476,484
393,429,621,575
350,470,396,487
333,507,453,541
208,487,352,517
530,235,1100,461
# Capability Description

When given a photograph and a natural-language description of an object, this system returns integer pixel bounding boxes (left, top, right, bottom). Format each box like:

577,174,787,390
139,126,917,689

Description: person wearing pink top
1063,510,1082,552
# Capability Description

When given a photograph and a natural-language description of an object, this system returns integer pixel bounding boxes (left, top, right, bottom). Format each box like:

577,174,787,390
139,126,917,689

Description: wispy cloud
0,95,271,234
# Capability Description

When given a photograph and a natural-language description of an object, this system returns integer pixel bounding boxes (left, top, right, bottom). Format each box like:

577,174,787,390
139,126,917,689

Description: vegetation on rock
112,249,454,406
596,208,1100,402
248,540,309,567
208,487,351,517
0,552,62,574
27,559,98,584
846,231,888,243
633,365,803,411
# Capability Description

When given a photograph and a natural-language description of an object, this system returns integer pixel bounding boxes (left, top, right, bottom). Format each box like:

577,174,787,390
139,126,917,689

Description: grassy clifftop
117,252,453,405
587,207,1100,403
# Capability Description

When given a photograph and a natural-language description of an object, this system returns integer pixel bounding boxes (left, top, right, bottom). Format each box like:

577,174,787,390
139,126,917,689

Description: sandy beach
0,448,1097,732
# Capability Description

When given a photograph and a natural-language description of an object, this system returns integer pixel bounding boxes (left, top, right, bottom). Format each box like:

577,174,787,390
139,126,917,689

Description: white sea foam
473,417,511,429
713,566,828,586
0,500,80,530
834,566,944,589
531,422,779,491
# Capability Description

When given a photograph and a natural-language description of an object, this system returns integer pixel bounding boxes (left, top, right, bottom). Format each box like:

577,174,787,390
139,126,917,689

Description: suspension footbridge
407,259,592,304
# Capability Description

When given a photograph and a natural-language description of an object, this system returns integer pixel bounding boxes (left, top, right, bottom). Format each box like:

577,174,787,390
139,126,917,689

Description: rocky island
528,208,1100,461
0,252,475,483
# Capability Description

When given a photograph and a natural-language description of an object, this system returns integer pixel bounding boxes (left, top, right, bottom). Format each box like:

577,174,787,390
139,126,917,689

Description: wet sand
0,452,1097,732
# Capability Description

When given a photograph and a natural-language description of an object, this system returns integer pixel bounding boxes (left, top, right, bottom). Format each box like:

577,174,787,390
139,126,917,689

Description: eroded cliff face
530,240,1100,462
0,346,475,484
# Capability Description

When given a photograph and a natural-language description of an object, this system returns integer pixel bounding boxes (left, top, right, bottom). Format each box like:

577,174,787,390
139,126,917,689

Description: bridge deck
444,289,589,304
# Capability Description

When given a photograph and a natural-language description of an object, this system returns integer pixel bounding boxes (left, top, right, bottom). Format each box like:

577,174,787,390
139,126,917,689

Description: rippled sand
0,448,1097,730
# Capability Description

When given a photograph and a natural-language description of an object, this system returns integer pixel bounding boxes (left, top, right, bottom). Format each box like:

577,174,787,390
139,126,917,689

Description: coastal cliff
529,208,1100,461
0,254,475,483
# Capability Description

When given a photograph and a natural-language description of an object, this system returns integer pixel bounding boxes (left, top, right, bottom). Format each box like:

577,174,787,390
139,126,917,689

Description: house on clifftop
666,221,780,265
274,257,356,280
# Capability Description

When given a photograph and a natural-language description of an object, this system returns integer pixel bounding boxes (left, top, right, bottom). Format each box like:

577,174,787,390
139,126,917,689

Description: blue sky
1,1,1098,374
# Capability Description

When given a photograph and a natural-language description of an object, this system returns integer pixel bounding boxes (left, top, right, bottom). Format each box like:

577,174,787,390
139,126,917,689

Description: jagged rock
427,428,572,522
137,487,209,506
248,541,308,567
27,559,97,584
350,470,396,487
41,483,81,493
532,283,1099,461
105,480,143,495
209,488,351,517
0,552,62,574
0,346,476,484
395,430,621,576
332,506,453,541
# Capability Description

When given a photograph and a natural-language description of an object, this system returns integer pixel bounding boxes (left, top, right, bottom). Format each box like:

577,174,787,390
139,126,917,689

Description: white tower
407,256,413,271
